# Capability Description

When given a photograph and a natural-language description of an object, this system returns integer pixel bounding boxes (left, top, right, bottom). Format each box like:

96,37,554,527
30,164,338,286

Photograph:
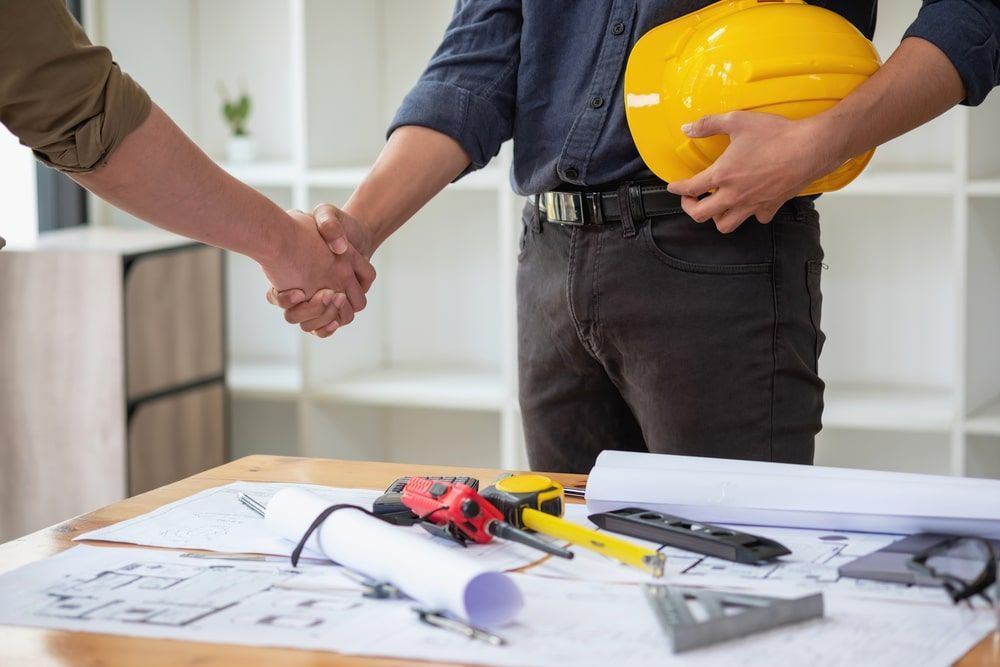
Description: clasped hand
667,111,842,233
261,204,375,338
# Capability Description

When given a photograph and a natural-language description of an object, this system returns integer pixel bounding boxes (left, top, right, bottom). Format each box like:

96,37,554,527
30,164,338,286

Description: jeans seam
806,260,824,373
566,229,597,359
592,229,605,351
768,222,780,462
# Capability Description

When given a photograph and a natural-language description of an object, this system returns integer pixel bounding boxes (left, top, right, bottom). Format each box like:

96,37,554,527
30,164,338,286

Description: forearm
344,126,470,254
72,103,292,266
812,36,965,168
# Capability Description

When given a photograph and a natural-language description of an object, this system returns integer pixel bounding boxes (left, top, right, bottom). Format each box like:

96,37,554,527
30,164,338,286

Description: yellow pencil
521,507,665,577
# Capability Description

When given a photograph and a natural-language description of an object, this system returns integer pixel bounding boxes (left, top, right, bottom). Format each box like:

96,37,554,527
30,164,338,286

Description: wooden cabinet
0,227,226,541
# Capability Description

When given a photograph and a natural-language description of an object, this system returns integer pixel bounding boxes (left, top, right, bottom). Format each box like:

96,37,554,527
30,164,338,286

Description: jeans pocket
643,215,772,275
806,259,826,372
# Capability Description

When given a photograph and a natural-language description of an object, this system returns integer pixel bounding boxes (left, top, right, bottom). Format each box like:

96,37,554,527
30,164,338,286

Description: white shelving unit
88,0,999,477
88,0,524,470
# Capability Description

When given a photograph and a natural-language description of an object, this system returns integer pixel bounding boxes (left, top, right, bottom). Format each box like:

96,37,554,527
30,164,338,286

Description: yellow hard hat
624,0,881,194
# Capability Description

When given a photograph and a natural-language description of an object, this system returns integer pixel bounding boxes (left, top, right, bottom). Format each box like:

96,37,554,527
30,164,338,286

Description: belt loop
792,197,806,223
617,184,637,238
628,183,647,224
532,194,543,233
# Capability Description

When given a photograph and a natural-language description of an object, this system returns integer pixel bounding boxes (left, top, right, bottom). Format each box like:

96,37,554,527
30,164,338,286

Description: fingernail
334,293,347,308
290,291,305,305
331,238,348,254
681,123,693,135
326,322,339,334
318,213,331,224
322,292,333,306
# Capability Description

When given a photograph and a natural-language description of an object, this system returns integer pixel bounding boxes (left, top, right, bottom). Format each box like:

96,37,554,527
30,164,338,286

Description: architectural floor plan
0,545,993,667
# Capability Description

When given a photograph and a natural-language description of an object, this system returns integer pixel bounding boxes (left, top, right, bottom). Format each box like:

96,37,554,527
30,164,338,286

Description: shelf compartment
304,187,505,385
223,192,303,370
194,0,296,164
303,402,502,468
966,199,1000,415
230,396,300,459
815,196,956,391
967,396,1000,436
968,89,1000,180
311,366,505,411
829,168,956,197
816,429,951,475
965,435,1000,479
220,161,298,187
228,361,302,400
822,385,955,433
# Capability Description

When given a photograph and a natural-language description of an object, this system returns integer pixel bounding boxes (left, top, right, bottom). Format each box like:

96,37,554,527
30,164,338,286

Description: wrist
342,200,385,258
255,210,305,276
802,112,853,176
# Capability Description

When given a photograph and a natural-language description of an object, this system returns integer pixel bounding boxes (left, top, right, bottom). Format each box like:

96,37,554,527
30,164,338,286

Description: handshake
260,203,377,338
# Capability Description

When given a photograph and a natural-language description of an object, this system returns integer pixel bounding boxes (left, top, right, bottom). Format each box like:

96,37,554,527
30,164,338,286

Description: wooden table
0,455,996,666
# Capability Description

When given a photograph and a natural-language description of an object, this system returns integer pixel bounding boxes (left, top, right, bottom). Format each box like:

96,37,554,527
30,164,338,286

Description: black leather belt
536,182,684,226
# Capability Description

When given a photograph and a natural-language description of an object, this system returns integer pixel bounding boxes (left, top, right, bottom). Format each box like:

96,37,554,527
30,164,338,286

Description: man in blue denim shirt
275,0,1000,473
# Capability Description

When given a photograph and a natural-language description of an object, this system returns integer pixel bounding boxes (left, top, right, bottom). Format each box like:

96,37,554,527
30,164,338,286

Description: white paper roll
586,451,1000,537
265,487,523,626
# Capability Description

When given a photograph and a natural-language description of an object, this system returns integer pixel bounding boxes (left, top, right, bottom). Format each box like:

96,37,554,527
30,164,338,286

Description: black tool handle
588,508,790,564
488,521,574,559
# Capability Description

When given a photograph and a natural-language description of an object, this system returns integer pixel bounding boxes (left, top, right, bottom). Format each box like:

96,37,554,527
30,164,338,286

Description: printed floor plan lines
0,545,994,667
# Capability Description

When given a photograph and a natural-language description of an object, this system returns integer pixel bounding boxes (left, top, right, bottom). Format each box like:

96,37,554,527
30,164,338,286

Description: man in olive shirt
0,0,372,330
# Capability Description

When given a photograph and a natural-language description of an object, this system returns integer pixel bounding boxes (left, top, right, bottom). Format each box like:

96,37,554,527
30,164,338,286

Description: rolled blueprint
265,487,523,626
586,451,1000,537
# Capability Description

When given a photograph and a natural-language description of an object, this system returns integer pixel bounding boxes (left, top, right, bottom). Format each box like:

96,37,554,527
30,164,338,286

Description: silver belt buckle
540,191,604,225
542,191,585,225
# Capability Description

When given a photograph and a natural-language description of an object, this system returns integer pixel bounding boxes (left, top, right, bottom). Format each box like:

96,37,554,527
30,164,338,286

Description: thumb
681,113,737,139
313,204,349,255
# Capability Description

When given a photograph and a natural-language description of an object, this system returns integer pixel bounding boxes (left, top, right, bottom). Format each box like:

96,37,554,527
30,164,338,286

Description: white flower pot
225,136,256,164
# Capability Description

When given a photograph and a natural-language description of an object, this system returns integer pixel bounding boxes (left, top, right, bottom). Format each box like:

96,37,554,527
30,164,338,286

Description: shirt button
611,22,625,36
590,96,605,109
565,167,580,180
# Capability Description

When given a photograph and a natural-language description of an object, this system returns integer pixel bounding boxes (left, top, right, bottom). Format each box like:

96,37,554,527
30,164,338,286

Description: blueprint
77,481,548,572
78,481,956,605
0,545,992,667
529,505,953,604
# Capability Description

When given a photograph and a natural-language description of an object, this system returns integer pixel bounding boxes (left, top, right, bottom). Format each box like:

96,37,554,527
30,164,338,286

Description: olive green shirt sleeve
0,0,151,173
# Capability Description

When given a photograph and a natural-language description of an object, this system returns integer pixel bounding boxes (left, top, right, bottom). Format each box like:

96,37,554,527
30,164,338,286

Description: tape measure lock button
495,474,558,495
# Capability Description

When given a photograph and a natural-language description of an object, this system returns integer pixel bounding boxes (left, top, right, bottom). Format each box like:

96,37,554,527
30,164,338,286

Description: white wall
0,128,38,248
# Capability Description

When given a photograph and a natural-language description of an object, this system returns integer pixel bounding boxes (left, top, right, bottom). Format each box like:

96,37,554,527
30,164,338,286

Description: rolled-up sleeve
388,0,521,176
904,0,1000,106
0,0,151,172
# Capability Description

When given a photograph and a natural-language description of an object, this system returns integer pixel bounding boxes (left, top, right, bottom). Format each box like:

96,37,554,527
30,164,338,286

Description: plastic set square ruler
642,584,824,653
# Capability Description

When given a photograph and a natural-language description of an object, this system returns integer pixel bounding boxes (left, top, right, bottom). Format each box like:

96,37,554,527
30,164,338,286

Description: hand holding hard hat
624,0,882,231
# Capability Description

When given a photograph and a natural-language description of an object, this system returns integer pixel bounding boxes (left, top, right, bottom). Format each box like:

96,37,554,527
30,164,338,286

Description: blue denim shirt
390,1,1000,196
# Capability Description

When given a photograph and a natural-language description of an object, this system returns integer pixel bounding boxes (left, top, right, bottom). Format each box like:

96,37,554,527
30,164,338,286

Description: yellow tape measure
483,474,664,577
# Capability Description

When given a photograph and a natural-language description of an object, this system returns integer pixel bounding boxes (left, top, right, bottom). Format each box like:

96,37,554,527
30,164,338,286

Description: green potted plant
219,84,255,163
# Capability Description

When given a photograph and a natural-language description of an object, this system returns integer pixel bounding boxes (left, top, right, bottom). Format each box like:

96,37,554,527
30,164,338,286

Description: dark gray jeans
516,195,825,474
